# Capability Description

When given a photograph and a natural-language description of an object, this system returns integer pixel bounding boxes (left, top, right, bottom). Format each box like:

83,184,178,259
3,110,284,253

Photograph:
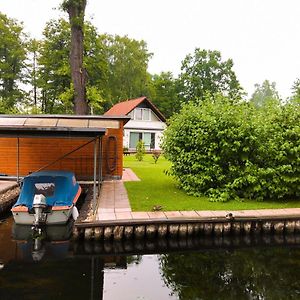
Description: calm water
1,217,300,300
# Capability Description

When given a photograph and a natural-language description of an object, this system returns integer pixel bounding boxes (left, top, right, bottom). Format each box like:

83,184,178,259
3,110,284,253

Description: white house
104,97,166,151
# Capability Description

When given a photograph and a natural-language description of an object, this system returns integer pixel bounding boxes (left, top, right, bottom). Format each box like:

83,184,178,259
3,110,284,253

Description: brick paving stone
164,211,182,218
96,212,116,221
122,168,140,182
195,211,216,218
115,212,133,220
179,211,199,218
131,212,150,219
210,210,230,218
98,208,114,213
282,208,300,214
115,208,131,213
231,210,247,216
147,211,167,219
255,210,280,217
230,210,258,218
242,210,265,216
96,180,132,219
116,205,131,210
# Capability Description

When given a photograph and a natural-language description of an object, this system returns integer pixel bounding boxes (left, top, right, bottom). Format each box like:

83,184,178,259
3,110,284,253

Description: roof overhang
0,126,106,138
0,114,130,138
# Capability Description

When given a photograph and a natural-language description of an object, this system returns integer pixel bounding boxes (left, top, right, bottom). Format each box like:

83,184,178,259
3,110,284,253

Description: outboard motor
33,194,47,225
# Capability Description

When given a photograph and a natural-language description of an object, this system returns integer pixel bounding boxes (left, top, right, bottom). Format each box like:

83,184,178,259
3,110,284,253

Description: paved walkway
96,180,131,221
122,168,140,182
90,168,300,224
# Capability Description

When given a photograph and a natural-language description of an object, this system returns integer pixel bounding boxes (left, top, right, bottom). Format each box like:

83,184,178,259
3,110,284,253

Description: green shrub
162,95,300,201
135,140,145,161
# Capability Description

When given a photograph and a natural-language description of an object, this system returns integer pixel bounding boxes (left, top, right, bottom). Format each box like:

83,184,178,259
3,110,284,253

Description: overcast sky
1,0,300,99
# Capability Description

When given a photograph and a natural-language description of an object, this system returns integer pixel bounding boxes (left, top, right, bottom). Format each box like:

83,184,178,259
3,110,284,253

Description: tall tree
31,18,152,114
38,19,71,113
148,72,180,119
250,80,280,107
37,19,107,114
62,0,88,114
178,48,243,102
103,35,152,108
0,12,27,112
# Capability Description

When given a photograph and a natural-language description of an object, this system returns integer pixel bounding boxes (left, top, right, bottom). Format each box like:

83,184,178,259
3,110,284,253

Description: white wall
123,108,166,150
123,128,165,150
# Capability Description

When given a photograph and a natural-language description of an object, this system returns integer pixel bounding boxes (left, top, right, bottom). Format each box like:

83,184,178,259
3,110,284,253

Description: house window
129,132,142,149
129,132,156,150
134,108,150,121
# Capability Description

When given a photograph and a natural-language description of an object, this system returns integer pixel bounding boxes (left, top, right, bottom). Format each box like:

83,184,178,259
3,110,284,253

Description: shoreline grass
124,154,300,212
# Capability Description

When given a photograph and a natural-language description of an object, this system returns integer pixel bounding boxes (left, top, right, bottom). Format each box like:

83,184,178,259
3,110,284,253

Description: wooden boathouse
0,114,130,209
0,114,129,181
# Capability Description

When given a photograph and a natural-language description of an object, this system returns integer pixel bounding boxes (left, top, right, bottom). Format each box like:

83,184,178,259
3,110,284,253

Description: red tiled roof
104,96,166,122
104,97,146,116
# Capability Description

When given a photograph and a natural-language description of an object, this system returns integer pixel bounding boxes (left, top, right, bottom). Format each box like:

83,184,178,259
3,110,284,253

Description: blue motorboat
12,170,81,225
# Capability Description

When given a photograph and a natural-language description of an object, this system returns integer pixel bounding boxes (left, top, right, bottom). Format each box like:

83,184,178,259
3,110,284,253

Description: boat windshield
34,183,55,197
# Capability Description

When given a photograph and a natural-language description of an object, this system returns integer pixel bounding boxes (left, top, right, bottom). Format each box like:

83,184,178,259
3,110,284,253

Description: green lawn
124,154,300,211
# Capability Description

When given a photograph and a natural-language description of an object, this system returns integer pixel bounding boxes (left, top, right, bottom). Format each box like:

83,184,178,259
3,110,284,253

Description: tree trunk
65,0,88,115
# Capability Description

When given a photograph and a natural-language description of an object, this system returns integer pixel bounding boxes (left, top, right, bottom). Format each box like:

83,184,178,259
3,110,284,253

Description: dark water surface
1,217,300,300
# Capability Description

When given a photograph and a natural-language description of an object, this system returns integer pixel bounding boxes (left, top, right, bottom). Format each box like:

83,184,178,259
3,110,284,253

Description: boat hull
11,170,82,226
12,206,74,225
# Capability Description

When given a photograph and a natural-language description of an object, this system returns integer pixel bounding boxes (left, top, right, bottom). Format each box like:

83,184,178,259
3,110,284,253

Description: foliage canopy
0,12,27,112
178,49,243,103
163,95,300,202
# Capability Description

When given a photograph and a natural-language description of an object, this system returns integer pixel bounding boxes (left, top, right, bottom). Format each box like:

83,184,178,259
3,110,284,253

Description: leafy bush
162,95,300,201
135,140,145,161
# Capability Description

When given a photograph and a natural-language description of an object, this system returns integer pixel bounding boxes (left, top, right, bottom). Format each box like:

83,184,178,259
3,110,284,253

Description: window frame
134,108,151,121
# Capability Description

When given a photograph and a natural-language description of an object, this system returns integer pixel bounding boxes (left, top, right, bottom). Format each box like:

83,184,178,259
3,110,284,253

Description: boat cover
13,171,80,209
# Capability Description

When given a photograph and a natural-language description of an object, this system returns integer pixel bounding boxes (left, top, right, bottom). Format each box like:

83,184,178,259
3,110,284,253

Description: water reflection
12,221,73,262
160,248,300,300
1,217,300,299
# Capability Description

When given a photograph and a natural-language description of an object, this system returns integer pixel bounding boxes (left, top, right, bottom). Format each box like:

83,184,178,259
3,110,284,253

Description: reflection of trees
160,247,300,300
127,255,142,265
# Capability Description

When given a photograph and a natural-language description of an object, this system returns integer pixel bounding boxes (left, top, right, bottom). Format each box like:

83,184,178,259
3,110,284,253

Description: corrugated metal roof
0,115,129,138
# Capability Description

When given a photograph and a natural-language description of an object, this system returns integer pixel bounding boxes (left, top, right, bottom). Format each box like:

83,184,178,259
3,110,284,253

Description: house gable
104,97,166,151
129,104,160,122
104,97,166,122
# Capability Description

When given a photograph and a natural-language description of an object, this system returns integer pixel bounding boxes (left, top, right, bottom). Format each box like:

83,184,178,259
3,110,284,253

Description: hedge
162,96,300,201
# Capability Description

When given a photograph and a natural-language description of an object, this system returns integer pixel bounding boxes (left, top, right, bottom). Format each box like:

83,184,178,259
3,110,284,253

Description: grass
124,154,300,212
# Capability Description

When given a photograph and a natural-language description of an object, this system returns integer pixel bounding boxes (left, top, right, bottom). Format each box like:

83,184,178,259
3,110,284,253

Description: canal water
1,216,300,300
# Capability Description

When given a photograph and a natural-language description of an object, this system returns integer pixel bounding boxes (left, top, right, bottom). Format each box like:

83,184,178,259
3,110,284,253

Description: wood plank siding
0,125,124,180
